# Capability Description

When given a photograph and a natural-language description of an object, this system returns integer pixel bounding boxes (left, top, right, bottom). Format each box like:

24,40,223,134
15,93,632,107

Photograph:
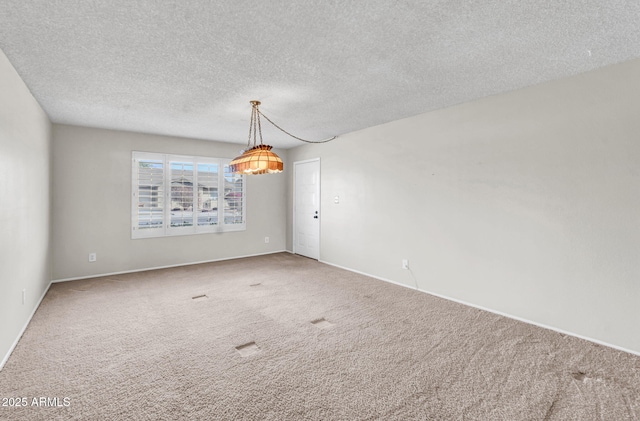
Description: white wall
0,49,52,367
287,58,640,354
52,125,287,280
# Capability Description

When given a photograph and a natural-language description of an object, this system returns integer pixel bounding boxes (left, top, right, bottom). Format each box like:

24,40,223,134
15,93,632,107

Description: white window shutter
132,153,165,239
132,152,245,238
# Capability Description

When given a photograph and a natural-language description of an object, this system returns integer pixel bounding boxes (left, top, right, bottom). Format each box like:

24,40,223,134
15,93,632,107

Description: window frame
131,151,246,239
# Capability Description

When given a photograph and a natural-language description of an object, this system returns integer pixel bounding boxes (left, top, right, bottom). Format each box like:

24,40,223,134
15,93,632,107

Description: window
132,152,245,238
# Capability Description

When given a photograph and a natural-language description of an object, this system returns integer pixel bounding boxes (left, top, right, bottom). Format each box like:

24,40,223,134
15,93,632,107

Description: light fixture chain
256,109,337,144
252,105,258,147
247,105,255,148
256,103,264,145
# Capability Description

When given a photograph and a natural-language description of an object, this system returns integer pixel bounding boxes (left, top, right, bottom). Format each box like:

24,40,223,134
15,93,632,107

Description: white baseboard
52,250,287,283
8,253,636,373
319,259,640,358
0,281,52,371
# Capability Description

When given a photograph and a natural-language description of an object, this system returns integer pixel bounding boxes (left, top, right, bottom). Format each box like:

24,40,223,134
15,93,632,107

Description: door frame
293,158,321,260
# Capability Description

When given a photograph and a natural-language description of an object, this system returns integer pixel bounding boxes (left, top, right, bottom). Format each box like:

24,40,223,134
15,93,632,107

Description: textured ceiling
1,1,640,149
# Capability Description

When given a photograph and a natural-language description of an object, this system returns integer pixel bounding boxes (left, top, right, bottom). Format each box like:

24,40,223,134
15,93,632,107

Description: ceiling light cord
256,109,337,144
230,100,333,175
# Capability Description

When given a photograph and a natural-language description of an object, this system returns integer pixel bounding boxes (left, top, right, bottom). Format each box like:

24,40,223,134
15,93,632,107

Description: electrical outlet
89,253,97,263
22,289,26,305
264,237,270,243
402,259,409,270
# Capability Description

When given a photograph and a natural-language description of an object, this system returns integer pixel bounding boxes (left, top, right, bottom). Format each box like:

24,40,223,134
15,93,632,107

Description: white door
294,159,320,260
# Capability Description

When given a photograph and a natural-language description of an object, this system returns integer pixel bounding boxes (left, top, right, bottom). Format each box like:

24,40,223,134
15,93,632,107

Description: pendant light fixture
229,100,337,175
229,101,283,175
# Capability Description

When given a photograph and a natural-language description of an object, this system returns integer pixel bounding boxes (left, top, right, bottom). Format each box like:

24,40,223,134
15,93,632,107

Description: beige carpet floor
1,252,639,420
